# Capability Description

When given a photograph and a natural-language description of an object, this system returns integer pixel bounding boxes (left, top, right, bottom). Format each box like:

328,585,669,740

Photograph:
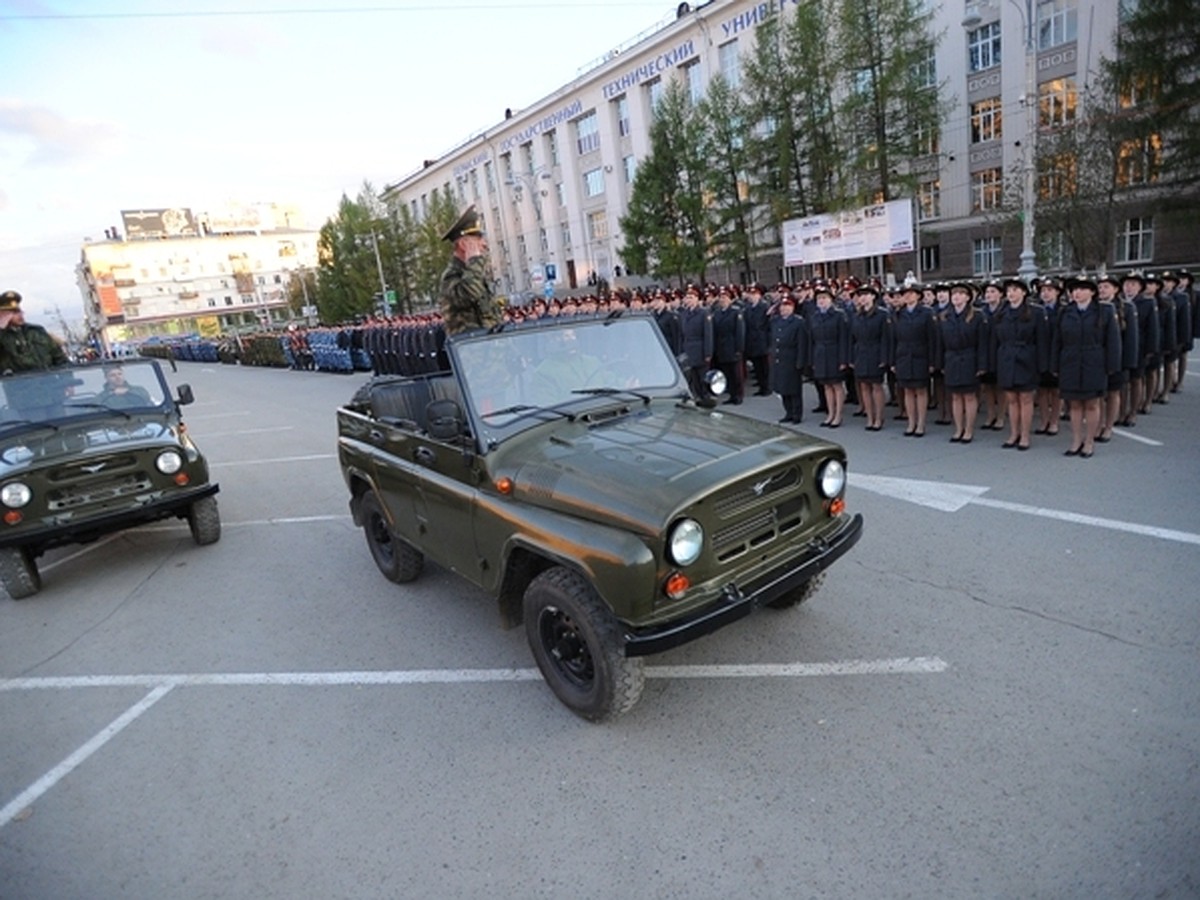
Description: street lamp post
359,230,390,314
964,0,1038,283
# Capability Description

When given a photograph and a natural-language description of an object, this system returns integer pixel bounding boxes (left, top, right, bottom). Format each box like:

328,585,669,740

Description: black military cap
899,281,924,294
0,290,22,311
441,204,484,242
1121,270,1146,286
1143,271,1164,285
1065,273,1098,293
1002,276,1030,293
1097,273,1122,289
1039,277,1064,292
853,282,880,297
948,280,975,298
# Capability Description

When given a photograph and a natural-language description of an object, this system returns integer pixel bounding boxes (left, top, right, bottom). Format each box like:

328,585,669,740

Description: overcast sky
0,0,672,329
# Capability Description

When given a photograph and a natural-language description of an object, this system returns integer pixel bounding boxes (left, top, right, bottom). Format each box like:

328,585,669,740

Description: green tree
698,74,757,282
1099,0,1200,200
619,78,710,284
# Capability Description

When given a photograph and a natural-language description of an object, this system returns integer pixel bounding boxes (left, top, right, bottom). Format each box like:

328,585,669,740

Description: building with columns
381,0,1191,296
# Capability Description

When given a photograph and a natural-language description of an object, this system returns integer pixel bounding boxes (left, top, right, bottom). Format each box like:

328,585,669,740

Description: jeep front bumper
622,512,864,657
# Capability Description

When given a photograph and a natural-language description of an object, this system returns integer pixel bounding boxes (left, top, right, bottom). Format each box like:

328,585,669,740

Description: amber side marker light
496,477,514,495
173,473,190,486
827,497,846,516
3,511,22,525
664,571,690,600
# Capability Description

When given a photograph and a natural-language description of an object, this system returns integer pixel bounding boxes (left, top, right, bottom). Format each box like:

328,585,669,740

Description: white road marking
0,683,176,829
851,474,1200,546
210,454,336,466
0,659,944,828
1111,427,1163,446
197,426,296,439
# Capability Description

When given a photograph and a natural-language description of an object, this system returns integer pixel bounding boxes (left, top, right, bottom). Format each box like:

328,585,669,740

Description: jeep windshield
452,317,688,439
1,360,170,436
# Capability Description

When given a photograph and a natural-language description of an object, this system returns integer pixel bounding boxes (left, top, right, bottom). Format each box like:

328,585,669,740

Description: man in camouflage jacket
438,205,501,335
0,290,69,374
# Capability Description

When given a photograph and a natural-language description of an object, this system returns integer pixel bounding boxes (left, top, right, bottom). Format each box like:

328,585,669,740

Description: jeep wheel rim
367,513,393,564
538,606,594,689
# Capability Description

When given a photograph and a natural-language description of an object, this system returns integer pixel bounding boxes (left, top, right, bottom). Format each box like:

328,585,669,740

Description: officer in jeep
438,205,502,336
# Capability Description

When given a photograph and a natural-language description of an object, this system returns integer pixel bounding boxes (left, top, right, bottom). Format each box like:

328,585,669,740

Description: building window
547,130,559,166
972,237,1003,275
517,235,527,263
968,22,1001,72
539,227,549,254
918,180,941,221
587,210,608,241
1038,152,1077,198
970,97,1003,143
920,245,941,273
1039,230,1072,269
1117,135,1162,187
575,111,600,155
615,96,630,137
683,61,703,104
560,221,572,250
646,77,663,114
971,168,1004,211
1115,217,1153,264
1039,78,1077,127
207,298,216,308
916,121,940,156
1037,0,1077,49
719,40,740,88
224,297,234,306
521,143,534,174
914,44,936,88
623,154,636,184
583,168,605,198
555,182,566,208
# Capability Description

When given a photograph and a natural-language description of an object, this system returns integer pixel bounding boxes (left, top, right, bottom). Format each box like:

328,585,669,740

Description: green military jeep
0,359,220,598
337,316,862,721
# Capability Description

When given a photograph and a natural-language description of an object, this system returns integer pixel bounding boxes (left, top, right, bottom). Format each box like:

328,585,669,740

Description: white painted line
0,658,947,693
210,454,336,466
40,534,122,572
136,514,352,535
1111,427,1163,446
971,497,1200,546
0,682,177,829
198,426,296,439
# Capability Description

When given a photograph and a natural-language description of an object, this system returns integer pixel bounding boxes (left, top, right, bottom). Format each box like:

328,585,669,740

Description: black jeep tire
765,572,825,610
188,495,222,546
361,490,423,583
523,566,644,722
0,547,41,600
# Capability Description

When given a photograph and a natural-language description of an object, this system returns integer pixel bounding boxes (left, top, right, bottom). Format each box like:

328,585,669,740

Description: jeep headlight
703,369,727,397
816,459,846,499
155,450,184,475
667,518,704,566
1,482,32,509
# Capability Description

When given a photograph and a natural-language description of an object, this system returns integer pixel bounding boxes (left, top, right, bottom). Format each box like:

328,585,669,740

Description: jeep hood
0,418,177,476
501,405,832,534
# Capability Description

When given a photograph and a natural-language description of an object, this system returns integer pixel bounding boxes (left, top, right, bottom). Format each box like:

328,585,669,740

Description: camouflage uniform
439,254,499,336
0,322,69,374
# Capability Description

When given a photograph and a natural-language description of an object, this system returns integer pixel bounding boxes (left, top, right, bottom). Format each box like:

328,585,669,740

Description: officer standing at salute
0,290,69,373
439,205,502,336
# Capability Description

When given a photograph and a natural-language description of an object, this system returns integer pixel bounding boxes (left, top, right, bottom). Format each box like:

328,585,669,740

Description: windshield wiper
571,387,653,404
64,402,134,420
0,419,58,433
480,403,576,423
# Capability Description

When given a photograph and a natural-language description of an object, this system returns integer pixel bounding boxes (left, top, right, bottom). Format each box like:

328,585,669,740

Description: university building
381,0,1189,297
75,204,319,352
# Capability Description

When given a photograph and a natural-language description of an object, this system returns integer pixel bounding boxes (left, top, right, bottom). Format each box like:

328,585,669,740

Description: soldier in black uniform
770,295,808,423
742,284,772,396
711,287,746,404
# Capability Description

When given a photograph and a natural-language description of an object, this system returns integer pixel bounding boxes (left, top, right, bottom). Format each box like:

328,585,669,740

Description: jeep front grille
712,494,806,562
47,472,156,510
712,466,800,518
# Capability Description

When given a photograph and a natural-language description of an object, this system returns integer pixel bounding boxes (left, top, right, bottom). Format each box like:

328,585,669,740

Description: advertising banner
121,208,198,239
782,199,914,267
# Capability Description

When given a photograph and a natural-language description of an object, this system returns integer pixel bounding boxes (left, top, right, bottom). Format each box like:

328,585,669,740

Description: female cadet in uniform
770,295,808,423
1053,275,1121,458
1126,271,1159,424
890,282,936,437
1147,273,1176,406
991,277,1048,451
977,279,1006,432
936,281,989,444
1096,273,1138,441
849,284,891,431
1035,278,1065,436
808,284,850,428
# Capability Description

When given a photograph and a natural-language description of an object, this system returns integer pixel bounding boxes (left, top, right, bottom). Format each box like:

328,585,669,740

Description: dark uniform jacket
742,300,771,358
769,314,808,396
1156,292,1177,360
678,306,713,370
849,307,891,380
1053,302,1121,398
1131,294,1160,368
0,323,69,374
653,309,683,355
711,305,745,364
937,307,989,391
1170,287,1193,353
891,304,937,386
808,307,849,383
990,302,1048,391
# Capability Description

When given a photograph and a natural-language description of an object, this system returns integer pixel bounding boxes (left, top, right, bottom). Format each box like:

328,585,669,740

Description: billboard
121,207,198,239
782,199,914,267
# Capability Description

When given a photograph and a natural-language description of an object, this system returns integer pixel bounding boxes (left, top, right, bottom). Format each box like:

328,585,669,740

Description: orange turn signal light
496,477,514,495
664,571,690,600
827,497,846,516
173,473,190,486
3,510,22,526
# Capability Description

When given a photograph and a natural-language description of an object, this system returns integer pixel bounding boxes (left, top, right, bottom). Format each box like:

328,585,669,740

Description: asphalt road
1,359,1197,900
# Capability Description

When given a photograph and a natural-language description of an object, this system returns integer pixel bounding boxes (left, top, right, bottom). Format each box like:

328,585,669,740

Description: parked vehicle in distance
337,316,862,721
0,359,220,599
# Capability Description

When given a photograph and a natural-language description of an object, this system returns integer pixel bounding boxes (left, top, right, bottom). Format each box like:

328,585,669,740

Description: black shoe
853,409,867,417
1002,440,1018,448
778,416,792,423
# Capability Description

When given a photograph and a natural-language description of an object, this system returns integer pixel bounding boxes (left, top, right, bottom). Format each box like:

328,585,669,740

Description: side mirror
176,384,195,406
